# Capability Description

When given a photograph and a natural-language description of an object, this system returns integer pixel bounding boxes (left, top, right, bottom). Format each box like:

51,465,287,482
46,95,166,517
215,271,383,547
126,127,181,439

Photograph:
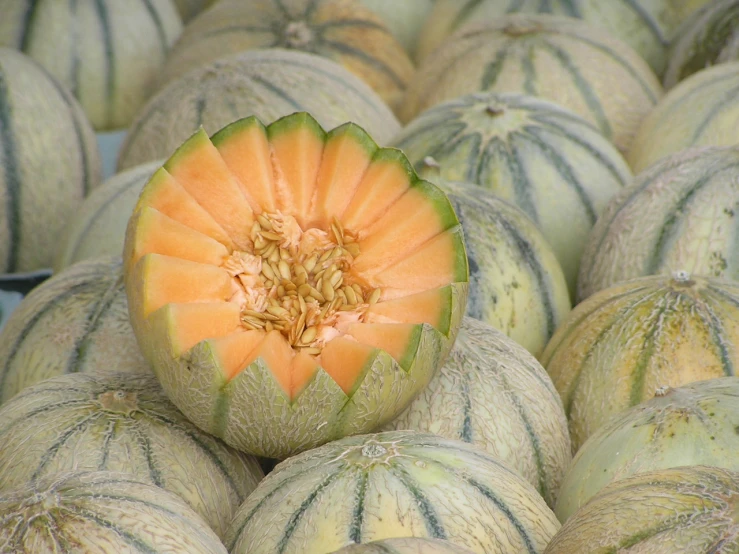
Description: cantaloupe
123,112,469,458
357,0,434,59
117,48,401,171
332,537,477,554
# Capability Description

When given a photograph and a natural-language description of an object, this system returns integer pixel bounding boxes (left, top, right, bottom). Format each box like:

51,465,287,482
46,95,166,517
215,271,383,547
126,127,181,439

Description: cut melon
123,112,469,458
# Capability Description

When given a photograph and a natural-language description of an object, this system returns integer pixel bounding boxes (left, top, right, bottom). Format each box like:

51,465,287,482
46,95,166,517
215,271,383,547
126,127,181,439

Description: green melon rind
117,48,401,170
0,470,228,553
545,466,739,552
0,371,264,539
554,377,739,522
224,430,560,554
664,0,739,89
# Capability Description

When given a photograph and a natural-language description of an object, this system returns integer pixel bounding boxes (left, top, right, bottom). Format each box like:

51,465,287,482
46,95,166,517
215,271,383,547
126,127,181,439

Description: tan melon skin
157,0,414,113
0,257,149,405
333,537,477,554
0,371,264,540
357,0,434,58
541,273,739,453
401,14,663,154
555,377,739,522
544,466,739,553
382,316,572,508
628,62,739,173
117,48,401,171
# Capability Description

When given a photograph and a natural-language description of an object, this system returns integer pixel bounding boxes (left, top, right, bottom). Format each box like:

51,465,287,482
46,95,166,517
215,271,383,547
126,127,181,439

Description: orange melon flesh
211,117,278,214
291,352,321,398
137,168,234,250
164,128,255,249
128,207,230,268
319,337,377,395
268,114,325,224
210,330,267,381
136,254,233,317
239,331,295,397
365,286,453,337
309,123,376,227
159,302,242,355
367,227,467,299
345,323,421,371
353,182,455,274
340,151,415,233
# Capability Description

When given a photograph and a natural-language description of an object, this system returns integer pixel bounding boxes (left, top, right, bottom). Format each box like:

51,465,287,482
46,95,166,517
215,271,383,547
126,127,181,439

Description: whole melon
117,48,401,170
436,180,571,357
541,272,739,452
393,92,631,294
544,466,739,552
664,0,739,89
415,0,711,75
123,112,468,458
555,377,739,522
357,0,434,58
225,431,560,554
0,48,101,273
156,0,413,113
332,537,476,554
628,62,739,172
0,0,183,130
0,371,264,539
578,145,739,301
382,316,572,508
0,257,148,405
0,470,228,553
54,160,163,272
402,14,663,153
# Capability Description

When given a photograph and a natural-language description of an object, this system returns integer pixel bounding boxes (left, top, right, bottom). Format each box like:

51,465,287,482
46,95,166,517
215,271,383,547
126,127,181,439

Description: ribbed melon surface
555,377,739,522
402,13,663,153
333,537,477,554
628,62,739,172
0,257,148,405
0,0,183,130
383,317,571,508
578,145,739,301
541,273,739,452
0,371,264,539
156,0,413,113
225,430,560,554
117,48,400,170
0,47,101,273
393,92,631,293
544,466,739,552
437,180,570,357
0,470,228,553
357,0,434,58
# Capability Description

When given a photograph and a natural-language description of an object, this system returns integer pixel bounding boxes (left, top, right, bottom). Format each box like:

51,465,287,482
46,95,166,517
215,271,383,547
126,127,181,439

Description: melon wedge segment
155,302,242,356
267,113,326,225
320,338,379,396
127,206,230,268
340,149,415,234
309,123,377,227
211,116,277,214
345,322,423,371
291,352,321,399
133,254,233,318
210,329,269,381
134,167,233,250
239,331,295,399
164,128,255,249
365,285,455,337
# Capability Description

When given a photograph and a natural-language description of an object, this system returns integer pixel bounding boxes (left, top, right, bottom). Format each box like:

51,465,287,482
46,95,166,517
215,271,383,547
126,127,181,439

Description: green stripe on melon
541,272,739,452
383,316,572,508
664,0,739,89
54,159,163,272
0,470,228,553
0,47,101,273
117,48,400,171
545,466,739,552
628,62,739,172
393,92,631,294
155,0,414,113
578,145,739,301
555,377,739,522
225,431,559,554
0,257,148,405
402,13,663,154
0,0,183,130
0,371,264,539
